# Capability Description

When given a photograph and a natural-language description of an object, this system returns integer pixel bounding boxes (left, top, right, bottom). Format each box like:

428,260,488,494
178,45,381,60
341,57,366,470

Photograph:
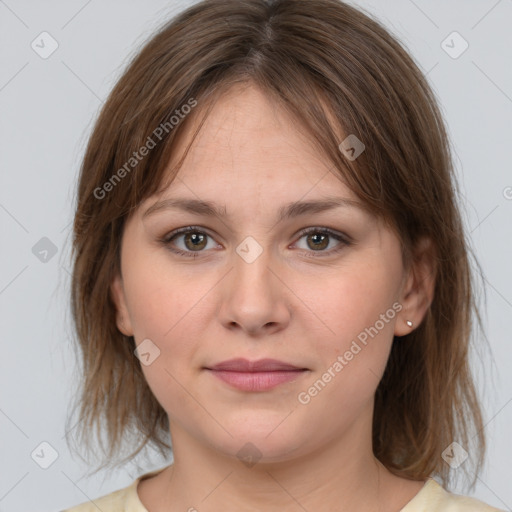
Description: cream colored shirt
62,468,505,512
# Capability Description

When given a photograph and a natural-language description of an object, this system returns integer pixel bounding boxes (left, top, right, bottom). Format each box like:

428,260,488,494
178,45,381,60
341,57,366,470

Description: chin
203,418,309,465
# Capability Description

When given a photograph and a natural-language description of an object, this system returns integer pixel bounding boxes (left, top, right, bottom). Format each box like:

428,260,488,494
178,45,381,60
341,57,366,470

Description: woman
63,0,503,510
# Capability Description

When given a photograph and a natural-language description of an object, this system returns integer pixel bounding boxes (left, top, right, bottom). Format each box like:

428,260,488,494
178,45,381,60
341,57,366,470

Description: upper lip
206,358,307,372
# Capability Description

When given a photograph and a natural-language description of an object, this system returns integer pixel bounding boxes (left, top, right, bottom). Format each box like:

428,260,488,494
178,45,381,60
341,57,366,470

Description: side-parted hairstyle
69,0,486,488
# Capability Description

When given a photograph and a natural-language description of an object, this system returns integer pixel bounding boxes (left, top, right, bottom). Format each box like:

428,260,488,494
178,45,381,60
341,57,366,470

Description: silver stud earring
406,320,413,327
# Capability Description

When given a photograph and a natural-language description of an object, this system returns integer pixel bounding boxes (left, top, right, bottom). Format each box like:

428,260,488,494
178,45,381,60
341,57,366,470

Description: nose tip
219,254,291,337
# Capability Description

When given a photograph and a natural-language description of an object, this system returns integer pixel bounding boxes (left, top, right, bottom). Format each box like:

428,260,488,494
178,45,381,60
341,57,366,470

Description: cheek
295,261,400,340
121,255,211,407
122,253,211,340
294,283,397,423
292,261,400,400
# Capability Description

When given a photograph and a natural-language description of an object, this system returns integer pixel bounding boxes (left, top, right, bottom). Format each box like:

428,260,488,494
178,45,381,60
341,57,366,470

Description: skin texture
111,82,435,512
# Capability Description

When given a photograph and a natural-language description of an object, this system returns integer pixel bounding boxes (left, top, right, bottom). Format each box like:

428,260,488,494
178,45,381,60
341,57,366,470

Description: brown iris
184,232,207,251
306,232,329,251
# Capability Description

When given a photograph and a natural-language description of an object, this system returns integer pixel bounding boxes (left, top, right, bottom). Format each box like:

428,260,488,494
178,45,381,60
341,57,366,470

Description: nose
217,244,291,337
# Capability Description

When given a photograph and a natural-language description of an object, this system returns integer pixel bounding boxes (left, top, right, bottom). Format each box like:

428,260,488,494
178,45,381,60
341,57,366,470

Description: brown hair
68,0,487,489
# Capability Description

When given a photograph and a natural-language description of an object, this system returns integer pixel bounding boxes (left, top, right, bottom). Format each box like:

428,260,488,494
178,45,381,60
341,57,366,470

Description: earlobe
394,236,436,337
110,273,134,336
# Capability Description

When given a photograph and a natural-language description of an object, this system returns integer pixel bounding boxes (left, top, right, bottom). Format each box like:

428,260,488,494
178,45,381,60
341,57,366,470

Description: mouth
203,358,309,392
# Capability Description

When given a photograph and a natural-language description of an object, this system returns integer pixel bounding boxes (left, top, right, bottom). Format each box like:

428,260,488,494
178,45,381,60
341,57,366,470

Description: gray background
0,1,511,511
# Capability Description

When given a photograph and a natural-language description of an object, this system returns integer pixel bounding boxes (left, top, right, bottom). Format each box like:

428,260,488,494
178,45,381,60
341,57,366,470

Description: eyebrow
142,196,364,222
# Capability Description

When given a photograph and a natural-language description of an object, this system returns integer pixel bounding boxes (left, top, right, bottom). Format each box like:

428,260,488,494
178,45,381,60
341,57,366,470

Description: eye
293,227,351,257
161,226,219,258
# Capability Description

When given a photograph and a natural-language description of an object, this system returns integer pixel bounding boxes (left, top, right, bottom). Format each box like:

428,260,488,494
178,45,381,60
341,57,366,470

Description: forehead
156,82,353,200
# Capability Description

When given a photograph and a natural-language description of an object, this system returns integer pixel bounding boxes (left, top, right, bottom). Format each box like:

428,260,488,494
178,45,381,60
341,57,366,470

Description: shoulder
60,467,167,512
60,484,138,512
402,478,506,512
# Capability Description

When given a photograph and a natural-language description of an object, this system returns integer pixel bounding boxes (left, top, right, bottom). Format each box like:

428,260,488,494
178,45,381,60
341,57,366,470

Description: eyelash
160,226,352,259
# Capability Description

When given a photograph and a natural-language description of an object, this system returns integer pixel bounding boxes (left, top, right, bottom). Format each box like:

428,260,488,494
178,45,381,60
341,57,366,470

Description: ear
394,236,436,337
110,272,134,336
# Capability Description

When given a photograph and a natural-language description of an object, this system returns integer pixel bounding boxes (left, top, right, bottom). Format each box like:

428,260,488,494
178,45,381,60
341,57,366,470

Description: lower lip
206,369,307,391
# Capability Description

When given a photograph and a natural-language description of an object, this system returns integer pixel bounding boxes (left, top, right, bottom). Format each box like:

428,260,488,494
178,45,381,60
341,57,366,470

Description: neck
150,417,394,512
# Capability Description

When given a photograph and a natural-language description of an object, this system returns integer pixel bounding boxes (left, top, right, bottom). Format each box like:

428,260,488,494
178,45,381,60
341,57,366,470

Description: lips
204,358,309,392
206,358,307,372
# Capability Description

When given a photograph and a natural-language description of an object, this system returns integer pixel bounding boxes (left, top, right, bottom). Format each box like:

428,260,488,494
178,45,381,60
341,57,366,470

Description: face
111,82,430,463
